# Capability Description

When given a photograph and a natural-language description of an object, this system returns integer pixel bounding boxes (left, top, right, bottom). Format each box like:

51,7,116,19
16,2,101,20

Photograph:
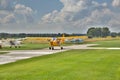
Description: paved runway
0,44,120,65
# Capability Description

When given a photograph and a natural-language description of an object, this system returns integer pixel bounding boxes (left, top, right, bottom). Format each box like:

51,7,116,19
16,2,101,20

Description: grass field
0,52,8,55
90,40,120,47
0,49,120,80
1,43,49,50
1,42,74,50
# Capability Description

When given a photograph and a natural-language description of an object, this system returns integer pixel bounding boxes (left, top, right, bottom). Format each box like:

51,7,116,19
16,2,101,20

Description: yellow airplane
49,34,65,50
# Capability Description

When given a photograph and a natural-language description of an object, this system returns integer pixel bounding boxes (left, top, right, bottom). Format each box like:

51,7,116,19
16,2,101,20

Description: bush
88,35,93,39
111,32,117,37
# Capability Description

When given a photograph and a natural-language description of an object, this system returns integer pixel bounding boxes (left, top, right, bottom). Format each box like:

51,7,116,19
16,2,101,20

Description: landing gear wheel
52,47,54,50
49,47,51,50
61,47,63,50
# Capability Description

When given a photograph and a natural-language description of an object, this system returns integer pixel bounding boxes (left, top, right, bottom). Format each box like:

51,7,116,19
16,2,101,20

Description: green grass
90,40,120,47
0,52,8,55
1,43,49,50
0,50,120,80
0,43,75,50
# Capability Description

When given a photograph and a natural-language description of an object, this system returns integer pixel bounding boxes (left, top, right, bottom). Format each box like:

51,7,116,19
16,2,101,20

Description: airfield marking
0,44,120,65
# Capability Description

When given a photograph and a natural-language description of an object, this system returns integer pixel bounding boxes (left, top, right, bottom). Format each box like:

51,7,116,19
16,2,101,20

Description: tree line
0,33,85,38
0,27,119,39
87,27,120,38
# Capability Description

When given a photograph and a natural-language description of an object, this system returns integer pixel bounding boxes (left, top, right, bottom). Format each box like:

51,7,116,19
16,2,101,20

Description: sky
0,0,120,33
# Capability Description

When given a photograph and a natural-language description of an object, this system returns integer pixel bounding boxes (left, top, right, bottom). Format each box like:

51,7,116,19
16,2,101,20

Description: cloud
41,0,89,23
112,0,120,7
92,1,107,7
0,0,10,8
41,0,108,23
14,4,34,23
0,13,16,24
40,0,120,33
0,0,13,11
0,1,34,24
14,4,33,15
0,0,120,33
60,0,87,12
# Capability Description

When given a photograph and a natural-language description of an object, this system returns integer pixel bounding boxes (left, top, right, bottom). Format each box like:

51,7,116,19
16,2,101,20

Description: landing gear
49,47,51,50
49,47,63,50
0,45,2,49
49,47,54,50
52,47,54,50
61,47,63,50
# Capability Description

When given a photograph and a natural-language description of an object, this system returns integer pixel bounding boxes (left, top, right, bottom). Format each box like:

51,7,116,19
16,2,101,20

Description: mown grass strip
0,49,120,80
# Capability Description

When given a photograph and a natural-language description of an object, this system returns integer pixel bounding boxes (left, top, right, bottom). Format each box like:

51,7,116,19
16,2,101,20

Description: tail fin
61,34,65,43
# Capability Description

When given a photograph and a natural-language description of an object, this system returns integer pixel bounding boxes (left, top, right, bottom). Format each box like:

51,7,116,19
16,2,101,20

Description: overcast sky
0,0,120,33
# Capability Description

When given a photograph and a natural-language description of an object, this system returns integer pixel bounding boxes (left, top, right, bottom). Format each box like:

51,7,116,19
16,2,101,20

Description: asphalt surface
0,44,120,65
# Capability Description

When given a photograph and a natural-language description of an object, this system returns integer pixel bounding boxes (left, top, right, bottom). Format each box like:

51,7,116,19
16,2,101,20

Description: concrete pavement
0,44,120,65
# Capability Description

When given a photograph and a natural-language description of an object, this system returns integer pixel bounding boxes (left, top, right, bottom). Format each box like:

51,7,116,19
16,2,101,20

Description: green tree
101,27,110,37
111,32,117,37
87,27,110,38
95,28,102,37
87,27,96,38
117,32,120,37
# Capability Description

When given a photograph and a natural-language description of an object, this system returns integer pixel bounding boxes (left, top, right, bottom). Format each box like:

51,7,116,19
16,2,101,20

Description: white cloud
14,4,34,23
0,0,10,9
41,10,58,23
0,14,16,24
60,0,87,12
14,4,33,15
112,0,120,7
0,10,16,24
40,0,120,33
74,8,113,26
0,0,120,33
41,0,109,23
92,1,107,7
0,2,35,24
41,0,89,23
